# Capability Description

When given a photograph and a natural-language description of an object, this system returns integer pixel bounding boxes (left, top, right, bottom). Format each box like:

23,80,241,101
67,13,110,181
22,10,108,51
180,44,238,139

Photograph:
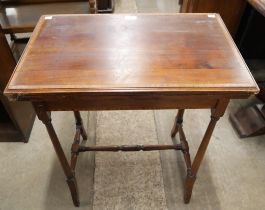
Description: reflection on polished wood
4,14,259,206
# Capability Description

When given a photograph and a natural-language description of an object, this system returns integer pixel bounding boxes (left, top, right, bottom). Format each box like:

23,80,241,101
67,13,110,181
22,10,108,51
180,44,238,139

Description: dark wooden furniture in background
248,0,265,16
230,0,265,138
0,0,114,37
4,14,258,206
97,0,114,12
180,0,247,36
0,0,94,36
236,2,265,61
0,24,35,142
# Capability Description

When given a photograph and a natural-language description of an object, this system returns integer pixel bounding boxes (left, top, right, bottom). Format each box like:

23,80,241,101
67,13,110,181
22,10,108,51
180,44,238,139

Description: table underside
32,96,231,206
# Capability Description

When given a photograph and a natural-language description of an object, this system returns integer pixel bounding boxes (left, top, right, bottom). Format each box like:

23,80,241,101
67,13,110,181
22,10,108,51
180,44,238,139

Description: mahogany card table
4,14,259,206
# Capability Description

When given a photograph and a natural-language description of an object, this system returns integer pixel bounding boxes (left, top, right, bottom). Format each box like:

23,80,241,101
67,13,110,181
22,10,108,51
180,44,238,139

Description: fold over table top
5,14,259,100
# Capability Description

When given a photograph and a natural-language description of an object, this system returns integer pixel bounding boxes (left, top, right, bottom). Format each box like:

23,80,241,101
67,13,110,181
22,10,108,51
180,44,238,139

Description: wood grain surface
5,14,259,100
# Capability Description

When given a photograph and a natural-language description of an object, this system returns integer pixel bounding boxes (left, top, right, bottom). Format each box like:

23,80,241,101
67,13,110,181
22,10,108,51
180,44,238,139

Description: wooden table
4,14,259,206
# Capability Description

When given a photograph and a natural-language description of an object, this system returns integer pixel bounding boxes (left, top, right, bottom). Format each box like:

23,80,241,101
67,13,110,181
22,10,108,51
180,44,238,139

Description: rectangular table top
5,14,259,101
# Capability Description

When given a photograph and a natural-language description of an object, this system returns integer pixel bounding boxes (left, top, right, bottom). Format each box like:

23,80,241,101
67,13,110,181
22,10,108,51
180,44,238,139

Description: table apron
37,95,229,111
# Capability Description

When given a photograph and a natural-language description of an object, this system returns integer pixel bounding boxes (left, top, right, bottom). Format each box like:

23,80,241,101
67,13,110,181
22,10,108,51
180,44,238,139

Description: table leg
34,104,80,207
74,111,88,140
171,109,185,137
183,99,229,203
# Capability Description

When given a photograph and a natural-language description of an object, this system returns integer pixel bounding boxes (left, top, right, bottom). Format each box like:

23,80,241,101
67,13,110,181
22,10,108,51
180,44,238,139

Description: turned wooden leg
74,111,87,140
178,124,193,183
34,103,80,207
171,109,185,137
183,99,229,203
183,115,220,203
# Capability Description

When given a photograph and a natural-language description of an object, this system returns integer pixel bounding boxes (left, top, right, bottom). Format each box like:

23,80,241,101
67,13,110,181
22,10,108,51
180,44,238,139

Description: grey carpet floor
93,111,167,210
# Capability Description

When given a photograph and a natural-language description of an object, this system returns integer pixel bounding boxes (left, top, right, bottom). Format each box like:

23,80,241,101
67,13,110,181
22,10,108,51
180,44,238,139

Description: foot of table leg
67,175,80,207
171,109,185,137
184,171,196,203
74,111,88,140
34,103,80,207
182,99,229,203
